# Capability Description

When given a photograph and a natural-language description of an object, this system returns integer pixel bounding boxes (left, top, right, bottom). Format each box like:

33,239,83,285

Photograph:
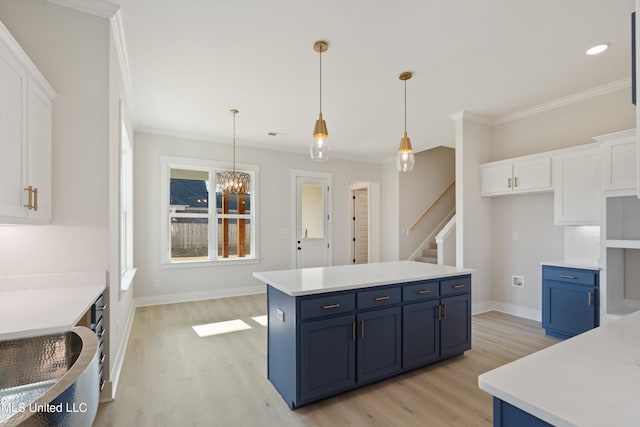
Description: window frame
160,155,260,267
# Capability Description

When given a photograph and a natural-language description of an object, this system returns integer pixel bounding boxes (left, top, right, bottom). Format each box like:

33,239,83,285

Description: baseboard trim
107,300,136,400
473,301,541,322
135,285,266,307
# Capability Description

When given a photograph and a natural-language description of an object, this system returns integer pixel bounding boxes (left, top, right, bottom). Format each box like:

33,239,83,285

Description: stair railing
408,179,455,233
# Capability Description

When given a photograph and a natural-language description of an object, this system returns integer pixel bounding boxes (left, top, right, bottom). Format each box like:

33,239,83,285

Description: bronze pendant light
397,72,415,172
311,40,329,161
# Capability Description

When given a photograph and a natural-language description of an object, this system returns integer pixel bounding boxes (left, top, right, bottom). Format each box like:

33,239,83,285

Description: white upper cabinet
553,145,601,226
480,156,551,196
0,20,55,224
597,129,636,194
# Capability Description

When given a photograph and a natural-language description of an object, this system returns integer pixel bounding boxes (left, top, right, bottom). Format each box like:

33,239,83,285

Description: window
161,156,259,265
120,111,136,291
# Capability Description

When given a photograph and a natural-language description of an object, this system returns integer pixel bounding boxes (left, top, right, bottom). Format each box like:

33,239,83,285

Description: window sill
160,258,260,269
121,268,137,292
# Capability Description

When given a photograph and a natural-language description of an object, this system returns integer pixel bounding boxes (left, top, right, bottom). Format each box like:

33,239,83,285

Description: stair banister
408,179,455,233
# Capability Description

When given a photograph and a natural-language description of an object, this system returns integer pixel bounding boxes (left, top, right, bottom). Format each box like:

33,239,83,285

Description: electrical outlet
512,275,524,288
153,279,160,288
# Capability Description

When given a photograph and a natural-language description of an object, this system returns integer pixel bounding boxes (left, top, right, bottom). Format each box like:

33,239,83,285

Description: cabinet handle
100,380,105,392
322,304,341,310
352,321,356,341
361,320,364,339
443,304,447,320
417,290,431,295
97,304,108,311
374,296,390,301
559,275,577,279
452,284,465,289
437,304,442,320
97,329,106,338
514,176,518,188
588,292,593,306
33,187,38,211
23,186,34,210
100,353,106,364
507,178,511,188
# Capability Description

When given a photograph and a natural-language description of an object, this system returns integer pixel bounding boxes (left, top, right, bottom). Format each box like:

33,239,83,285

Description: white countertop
540,260,601,270
253,261,473,296
0,271,106,341
478,311,640,427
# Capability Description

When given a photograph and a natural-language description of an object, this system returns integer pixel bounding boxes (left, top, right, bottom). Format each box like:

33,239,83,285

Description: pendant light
217,109,250,194
311,40,329,161
397,72,415,172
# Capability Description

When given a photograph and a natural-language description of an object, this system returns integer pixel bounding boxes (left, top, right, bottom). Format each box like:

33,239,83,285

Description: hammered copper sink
0,327,99,427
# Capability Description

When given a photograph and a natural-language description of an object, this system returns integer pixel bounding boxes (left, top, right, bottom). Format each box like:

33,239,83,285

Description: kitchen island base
493,398,553,427
263,268,472,409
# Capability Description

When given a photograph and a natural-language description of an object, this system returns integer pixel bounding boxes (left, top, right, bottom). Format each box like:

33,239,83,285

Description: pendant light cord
232,110,236,172
404,79,407,133
319,48,323,113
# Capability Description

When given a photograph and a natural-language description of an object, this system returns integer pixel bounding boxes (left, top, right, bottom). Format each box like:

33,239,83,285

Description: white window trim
160,155,260,267
119,102,136,292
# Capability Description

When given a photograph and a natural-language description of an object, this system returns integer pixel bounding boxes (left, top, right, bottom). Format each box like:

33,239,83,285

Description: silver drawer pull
417,290,431,295
97,304,108,311
322,303,341,310
97,329,106,338
559,275,577,279
100,353,106,364
588,292,593,306
100,380,105,391
375,296,391,301
453,284,465,289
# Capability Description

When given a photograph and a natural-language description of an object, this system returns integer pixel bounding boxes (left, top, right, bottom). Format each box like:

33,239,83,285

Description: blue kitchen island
253,261,473,409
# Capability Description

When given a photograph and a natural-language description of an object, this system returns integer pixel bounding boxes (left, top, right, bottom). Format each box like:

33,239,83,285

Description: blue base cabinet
542,266,599,339
267,274,471,409
493,398,553,427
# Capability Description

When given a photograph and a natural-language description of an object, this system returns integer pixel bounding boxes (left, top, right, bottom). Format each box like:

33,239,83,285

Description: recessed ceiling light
586,43,610,55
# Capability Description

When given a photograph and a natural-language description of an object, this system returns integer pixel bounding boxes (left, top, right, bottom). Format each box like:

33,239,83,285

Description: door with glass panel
296,177,329,268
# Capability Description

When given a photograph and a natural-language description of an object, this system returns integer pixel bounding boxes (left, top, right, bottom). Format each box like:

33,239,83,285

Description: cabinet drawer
440,276,471,296
92,317,106,340
357,287,401,310
402,280,439,302
543,267,597,286
300,293,355,321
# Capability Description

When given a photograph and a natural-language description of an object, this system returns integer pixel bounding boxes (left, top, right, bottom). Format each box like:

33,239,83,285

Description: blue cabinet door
542,280,596,338
356,306,402,384
402,300,440,369
299,314,356,403
440,293,471,358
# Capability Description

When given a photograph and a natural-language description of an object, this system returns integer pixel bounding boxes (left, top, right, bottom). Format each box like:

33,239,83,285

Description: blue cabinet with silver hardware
542,266,599,339
267,274,471,409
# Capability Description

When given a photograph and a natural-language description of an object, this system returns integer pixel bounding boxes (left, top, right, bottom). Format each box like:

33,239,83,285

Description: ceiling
116,0,635,163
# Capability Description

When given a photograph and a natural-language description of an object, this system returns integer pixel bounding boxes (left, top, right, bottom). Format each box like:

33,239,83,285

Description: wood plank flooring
93,294,559,427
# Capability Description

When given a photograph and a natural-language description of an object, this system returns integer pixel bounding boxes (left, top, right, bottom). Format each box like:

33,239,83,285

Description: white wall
398,146,455,259
454,113,494,311
380,160,399,261
133,132,382,303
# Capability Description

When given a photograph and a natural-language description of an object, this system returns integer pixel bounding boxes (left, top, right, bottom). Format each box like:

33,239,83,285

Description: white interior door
295,176,330,268
353,189,369,264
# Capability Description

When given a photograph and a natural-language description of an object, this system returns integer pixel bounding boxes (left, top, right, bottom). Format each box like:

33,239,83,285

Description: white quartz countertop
540,260,601,270
0,271,106,341
253,261,473,296
478,311,640,427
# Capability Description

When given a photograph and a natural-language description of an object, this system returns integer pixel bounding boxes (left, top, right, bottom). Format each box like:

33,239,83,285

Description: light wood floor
94,294,559,427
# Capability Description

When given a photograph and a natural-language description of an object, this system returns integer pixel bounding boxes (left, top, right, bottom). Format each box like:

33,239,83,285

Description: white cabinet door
513,157,552,193
602,138,636,192
26,78,52,220
0,41,27,220
554,149,601,225
480,163,513,195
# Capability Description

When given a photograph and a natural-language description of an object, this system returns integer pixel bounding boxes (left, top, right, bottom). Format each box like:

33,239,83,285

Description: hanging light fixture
311,40,329,161
217,109,250,194
397,71,415,172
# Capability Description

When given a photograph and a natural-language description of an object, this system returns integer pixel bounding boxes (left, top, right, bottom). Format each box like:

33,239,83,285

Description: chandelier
217,109,250,194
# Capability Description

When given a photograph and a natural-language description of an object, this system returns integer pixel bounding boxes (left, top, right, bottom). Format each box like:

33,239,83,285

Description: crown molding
494,78,632,125
448,111,493,125
46,0,119,19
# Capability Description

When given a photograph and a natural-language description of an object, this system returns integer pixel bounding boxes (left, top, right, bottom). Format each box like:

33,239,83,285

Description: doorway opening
350,183,370,264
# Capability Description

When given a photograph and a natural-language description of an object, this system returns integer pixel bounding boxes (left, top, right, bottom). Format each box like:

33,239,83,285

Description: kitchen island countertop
253,260,473,296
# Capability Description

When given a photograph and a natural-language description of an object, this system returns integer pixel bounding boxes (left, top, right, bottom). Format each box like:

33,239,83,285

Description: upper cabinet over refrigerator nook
0,19,55,224
597,129,637,195
480,155,552,196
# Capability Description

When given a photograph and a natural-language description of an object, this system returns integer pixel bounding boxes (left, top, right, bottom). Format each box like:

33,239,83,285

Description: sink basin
0,327,99,427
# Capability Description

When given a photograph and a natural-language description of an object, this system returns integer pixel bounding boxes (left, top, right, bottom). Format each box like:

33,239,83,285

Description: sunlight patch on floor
192,319,251,337
251,315,268,326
